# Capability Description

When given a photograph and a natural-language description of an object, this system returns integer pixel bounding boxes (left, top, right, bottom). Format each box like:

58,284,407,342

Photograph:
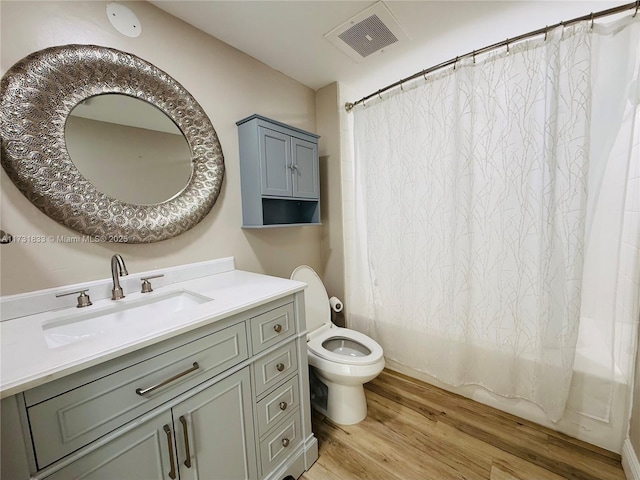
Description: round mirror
0,44,225,243
66,95,192,205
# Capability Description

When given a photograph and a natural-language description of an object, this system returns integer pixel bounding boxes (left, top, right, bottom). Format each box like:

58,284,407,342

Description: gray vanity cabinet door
44,411,174,480
259,127,292,197
291,137,319,199
173,368,257,480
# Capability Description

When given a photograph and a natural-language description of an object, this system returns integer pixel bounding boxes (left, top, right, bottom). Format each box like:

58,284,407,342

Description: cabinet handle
273,324,282,333
136,362,200,396
276,362,285,372
279,401,288,411
163,425,177,480
281,438,290,448
179,415,192,469
287,163,294,170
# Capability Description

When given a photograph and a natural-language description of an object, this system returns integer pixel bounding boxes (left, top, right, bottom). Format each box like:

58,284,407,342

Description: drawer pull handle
164,425,177,480
276,362,285,372
281,438,290,448
273,324,282,333
179,415,192,469
279,401,288,411
136,362,200,396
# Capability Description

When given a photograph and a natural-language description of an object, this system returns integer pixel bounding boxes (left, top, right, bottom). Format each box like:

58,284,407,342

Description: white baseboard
623,438,640,480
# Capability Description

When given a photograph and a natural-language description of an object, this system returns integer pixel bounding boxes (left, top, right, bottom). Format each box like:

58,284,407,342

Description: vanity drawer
253,342,298,397
250,303,295,354
256,375,300,437
27,322,248,469
259,409,302,476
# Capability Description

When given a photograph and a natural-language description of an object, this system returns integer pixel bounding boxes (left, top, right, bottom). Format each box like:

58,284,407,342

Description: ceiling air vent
338,14,397,58
325,1,406,63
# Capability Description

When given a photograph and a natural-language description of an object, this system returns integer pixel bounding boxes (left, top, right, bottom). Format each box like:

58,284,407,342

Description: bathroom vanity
0,258,317,480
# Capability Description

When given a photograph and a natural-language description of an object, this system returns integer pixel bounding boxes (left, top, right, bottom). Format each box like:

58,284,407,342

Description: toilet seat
291,265,384,366
307,326,383,366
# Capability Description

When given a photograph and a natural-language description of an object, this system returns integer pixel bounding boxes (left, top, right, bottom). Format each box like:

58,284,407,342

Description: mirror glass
65,94,192,205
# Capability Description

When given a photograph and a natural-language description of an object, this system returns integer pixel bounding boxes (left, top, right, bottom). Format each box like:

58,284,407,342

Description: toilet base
311,373,368,425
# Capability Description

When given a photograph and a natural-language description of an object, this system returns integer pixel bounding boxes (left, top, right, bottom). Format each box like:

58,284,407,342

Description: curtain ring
506,39,510,54
634,1,639,18
378,90,382,100
423,69,427,81
472,50,476,64
590,13,594,29
453,56,458,70
400,81,404,91
544,26,548,41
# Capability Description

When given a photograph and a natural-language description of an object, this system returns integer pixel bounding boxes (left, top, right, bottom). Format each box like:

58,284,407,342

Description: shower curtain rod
344,1,639,112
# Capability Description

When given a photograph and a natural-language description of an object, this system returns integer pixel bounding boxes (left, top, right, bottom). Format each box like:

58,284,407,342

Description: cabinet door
173,368,257,480
291,137,319,199
44,411,175,480
259,127,292,197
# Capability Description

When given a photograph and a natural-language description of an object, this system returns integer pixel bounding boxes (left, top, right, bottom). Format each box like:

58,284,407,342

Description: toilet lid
291,265,330,332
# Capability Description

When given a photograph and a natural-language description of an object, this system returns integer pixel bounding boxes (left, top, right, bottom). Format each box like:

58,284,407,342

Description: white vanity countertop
0,259,306,399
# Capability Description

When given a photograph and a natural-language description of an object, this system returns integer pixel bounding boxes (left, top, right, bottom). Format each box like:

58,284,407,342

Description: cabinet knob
281,438,290,448
276,362,285,372
279,401,288,411
273,324,282,333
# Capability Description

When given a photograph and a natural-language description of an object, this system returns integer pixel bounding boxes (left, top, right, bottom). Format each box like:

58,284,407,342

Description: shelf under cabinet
242,223,323,229
242,198,321,228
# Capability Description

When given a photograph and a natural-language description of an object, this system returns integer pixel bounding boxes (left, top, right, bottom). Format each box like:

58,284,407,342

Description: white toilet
291,266,385,425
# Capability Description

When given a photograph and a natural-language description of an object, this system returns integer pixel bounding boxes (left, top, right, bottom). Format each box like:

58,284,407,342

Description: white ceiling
150,1,624,100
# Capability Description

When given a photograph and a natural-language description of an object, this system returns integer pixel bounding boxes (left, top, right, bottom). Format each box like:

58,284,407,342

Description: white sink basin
42,290,212,348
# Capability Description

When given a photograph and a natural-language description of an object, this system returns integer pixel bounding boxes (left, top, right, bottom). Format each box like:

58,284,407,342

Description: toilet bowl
291,266,385,425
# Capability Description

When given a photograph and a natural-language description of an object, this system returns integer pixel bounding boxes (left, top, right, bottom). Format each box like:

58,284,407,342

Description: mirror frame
0,44,224,243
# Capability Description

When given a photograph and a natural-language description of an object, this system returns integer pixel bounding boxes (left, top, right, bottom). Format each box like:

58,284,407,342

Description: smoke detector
324,1,407,63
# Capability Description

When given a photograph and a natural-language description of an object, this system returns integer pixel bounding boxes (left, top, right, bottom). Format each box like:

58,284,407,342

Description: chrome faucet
111,254,129,300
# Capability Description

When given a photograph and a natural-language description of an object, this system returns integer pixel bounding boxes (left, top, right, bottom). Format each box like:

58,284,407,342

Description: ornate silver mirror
0,44,224,243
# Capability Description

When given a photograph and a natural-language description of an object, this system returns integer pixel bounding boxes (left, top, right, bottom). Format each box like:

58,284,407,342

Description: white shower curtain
347,17,640,421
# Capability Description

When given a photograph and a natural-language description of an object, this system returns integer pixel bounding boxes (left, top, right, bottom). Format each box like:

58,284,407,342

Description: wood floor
301,369,626,480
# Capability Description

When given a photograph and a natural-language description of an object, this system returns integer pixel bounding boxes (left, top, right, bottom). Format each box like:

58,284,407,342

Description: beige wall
316,83,344,305
0,0,322,295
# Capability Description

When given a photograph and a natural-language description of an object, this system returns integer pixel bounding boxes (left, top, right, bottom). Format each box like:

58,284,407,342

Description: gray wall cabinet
237,115,320,227
1,294,317,480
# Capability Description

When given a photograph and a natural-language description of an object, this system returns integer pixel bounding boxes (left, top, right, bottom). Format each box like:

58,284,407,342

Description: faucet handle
56,289,93,308
140,274,164,293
